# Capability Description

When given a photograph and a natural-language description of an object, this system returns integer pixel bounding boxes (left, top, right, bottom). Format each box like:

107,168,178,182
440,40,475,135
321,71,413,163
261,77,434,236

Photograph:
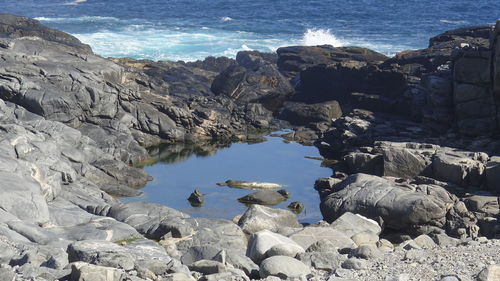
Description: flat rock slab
289,227,356,250
238,205,301,234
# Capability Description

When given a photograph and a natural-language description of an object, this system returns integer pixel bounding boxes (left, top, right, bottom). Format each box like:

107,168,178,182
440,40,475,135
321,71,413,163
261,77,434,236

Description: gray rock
187,260,228,275
259,256,311,279
343,152,382,175
247,230,304,263
440,275,460,281
108,202,191,240
351,231,379,247
289,226,356,250
0,268,15,281
163,273,196,281
432,149,486,187
70,262,125,281
320,174,450,234
485,157,500,191
306,239,340,253
341,258,367,270
237,205,301,234
176,218,248,255
349,245,381,260
477,264,500,281
329,211,381,238
298,252,346,271
67,240,135,270
375,141,433,179
413,234,437,249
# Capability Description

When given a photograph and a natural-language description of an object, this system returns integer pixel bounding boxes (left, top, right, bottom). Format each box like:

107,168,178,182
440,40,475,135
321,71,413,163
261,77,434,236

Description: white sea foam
64,0,87,6
440,19,468,25
34,16,120,23
301,28,344,47
220,17,233,22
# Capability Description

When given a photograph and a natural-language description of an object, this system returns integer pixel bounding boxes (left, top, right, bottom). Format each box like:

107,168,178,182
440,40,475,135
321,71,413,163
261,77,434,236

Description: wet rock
187,189,204,207
287,202,305,214
238,205,301,234
217,180,283,190
259,256,311,279
238,190,288,206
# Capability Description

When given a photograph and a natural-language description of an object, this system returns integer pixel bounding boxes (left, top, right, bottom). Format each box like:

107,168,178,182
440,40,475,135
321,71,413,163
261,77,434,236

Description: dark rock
287,202,305,214
277,45,388,78
238,190,288,206
187,189,204,207
278,101,342,125
0,13,92,52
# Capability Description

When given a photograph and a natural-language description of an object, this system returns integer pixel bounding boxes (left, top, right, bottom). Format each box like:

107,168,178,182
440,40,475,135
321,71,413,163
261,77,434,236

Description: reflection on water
127,136,333,224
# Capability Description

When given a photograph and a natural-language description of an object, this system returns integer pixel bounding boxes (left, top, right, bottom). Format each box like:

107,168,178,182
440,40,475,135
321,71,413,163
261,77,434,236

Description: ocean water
1,0,499,61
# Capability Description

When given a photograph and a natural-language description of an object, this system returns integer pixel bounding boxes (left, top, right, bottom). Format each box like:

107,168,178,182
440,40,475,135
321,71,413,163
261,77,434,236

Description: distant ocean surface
1,0,499,61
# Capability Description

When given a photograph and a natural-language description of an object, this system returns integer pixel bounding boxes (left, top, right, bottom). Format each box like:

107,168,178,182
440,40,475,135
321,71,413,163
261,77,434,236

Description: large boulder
320,174,452,234
486,156,500,192
259,256,311,279
237,205,301,234
278,101,342,125
432,148,488,187
247,230,304,263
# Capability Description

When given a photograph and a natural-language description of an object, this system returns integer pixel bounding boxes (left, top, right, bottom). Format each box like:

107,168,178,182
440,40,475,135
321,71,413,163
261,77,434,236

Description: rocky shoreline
0,13,500,281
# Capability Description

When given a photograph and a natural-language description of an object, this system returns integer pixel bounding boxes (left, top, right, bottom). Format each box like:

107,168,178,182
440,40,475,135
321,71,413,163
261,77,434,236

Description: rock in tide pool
217,179,283,190
187,189,204,207
238,190,288,206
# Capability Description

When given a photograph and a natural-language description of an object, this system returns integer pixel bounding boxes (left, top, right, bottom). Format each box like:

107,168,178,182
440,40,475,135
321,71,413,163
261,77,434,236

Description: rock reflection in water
128,137,332,223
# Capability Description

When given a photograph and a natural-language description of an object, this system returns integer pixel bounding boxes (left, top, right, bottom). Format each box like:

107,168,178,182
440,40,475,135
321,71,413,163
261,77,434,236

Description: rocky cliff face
0,13,500,281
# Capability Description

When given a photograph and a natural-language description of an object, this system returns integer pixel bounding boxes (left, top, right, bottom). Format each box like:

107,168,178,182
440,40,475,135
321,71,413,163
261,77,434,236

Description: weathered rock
279,101,342,126
70,262,125,281
330,212,382,237
349,245,381,260
247,230,304,263
297,251,346,271
341,258,367,270
259,256,311,279
320,174,451,235
485,157,500,191
432,149,487,187
238,205,301,234
289,226,356,250
413,234,437,249
67,240,135,270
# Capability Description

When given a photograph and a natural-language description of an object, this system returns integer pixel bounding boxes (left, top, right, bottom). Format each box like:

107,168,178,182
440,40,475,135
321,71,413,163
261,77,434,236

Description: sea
1,0,499,62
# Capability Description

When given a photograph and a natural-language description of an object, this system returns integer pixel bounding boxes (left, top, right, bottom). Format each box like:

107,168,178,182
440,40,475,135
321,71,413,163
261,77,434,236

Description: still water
128,135,333,223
